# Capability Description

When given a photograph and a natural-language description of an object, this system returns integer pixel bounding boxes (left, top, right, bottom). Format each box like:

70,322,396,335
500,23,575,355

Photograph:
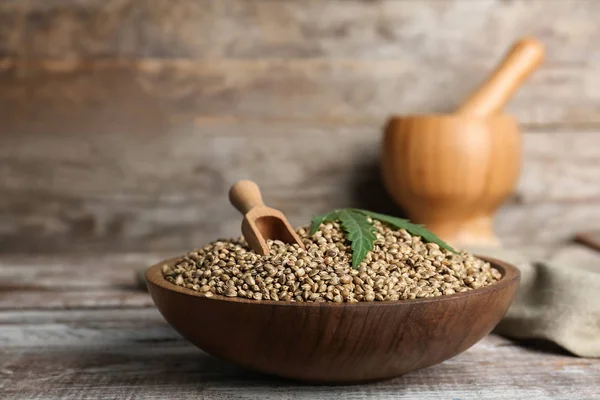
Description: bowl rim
146,255,520,308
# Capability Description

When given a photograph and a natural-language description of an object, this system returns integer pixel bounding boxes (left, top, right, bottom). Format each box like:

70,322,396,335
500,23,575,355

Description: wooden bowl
381,114,521,247
146,257,520,384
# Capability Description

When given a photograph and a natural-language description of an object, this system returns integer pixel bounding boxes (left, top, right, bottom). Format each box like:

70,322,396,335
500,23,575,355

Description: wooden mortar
381,38,544,247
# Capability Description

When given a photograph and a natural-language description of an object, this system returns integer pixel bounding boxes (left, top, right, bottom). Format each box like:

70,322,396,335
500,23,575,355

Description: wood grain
0,289,152,311
517,131,600,203
0,309,598,399
1,59,599,128
229,180,306,255
457,37,545,117
0,0,599,63
1,120,598,253
382,114,521,246
0,249,597,397
0,0,598,254
0,248,554,310
145,258,519,383
0,253,168,290
0,253,165,310
0,0,597,394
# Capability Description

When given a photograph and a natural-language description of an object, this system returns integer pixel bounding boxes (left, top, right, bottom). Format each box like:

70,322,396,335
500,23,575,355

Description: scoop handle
229,180,265,215
458,37,544,117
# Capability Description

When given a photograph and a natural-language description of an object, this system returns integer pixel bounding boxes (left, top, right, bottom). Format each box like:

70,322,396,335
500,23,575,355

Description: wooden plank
0,309,169,346
0,0,599,63
518,132,600,203
0,253,170,290
0,247,552,310
0,308,163,325
0,255,158,311
0,253,160,311
0,289,153,311
0,118,599,253
495,203,600,246
0,59,599,129
0,308,597,399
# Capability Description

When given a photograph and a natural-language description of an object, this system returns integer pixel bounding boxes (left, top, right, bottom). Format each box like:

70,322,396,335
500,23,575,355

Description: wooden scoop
229,180,305,255
458,37,545,117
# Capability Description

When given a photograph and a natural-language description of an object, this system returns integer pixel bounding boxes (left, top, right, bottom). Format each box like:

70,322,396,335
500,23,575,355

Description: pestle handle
458,37,544,117
229,180,265,215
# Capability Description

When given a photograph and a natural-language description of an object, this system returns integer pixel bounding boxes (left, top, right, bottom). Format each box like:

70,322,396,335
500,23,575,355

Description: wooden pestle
229,180,305,255
458,37,545,117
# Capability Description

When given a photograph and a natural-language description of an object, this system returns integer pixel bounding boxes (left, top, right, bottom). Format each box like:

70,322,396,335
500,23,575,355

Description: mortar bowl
146,256,520,384
381,114,521,247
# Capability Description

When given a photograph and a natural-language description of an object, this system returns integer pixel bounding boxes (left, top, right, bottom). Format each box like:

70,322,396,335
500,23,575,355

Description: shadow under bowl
146,256,520,384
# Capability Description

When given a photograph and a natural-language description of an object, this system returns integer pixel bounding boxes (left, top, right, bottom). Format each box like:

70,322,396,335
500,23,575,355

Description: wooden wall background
0,0,599,254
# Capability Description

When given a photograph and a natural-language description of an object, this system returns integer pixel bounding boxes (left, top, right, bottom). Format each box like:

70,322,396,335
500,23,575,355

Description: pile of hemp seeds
162,221,501,302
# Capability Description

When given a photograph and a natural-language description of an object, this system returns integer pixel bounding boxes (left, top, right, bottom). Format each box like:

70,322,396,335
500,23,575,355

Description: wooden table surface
1,249,599,400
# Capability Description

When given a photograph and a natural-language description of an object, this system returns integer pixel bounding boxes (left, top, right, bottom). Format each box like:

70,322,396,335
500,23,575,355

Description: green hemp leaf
310,208,456,268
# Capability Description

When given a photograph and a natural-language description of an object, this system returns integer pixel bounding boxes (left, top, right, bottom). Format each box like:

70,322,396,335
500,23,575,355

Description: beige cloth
467,245,600,358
